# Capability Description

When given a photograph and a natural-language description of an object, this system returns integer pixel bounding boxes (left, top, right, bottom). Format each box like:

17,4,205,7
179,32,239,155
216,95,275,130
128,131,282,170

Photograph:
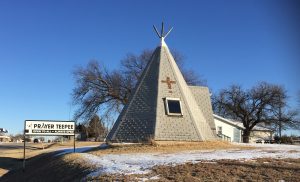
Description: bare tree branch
72,49,206,126
212,82,297,143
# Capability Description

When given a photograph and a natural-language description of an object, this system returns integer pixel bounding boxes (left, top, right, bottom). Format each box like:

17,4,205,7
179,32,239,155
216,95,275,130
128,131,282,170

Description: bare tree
121,49,206,86
72,49,206,125
9,133,23,142
270,89,299,137
212,82,297,143
270,108,298,138
72,61,127,122
86,115,106,140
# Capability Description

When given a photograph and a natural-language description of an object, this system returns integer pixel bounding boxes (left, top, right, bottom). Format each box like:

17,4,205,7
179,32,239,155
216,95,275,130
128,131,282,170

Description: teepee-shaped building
106,24,216,142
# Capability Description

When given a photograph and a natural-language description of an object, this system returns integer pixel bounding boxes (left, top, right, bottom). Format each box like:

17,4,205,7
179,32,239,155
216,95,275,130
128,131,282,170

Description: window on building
217,126,222,135
164,97,183,116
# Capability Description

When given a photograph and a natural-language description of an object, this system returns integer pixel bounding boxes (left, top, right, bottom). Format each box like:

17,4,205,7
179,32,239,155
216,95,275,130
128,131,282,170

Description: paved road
0,142,47,151
0,142,101,155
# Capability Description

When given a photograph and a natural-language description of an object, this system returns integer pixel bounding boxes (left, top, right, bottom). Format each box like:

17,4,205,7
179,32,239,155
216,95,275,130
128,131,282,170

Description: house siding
214,117,243,143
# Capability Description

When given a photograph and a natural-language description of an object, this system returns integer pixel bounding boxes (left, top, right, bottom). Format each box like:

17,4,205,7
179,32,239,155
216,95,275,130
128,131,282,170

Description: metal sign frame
23,120,76,171
24,120,75,136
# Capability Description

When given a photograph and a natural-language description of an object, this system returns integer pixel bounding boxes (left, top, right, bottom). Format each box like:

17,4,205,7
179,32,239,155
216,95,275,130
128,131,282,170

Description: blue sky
0,0,299,135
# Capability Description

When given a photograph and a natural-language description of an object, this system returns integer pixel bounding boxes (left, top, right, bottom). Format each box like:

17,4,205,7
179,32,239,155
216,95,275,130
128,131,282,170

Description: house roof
0,135,10,139
213,114,245,130
0,128,8,133
189,86,216,131
250,125,273,131
213,114,273,132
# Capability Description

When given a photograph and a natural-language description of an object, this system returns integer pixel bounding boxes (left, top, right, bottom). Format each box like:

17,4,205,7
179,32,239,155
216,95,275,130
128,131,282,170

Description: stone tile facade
106,41,216,142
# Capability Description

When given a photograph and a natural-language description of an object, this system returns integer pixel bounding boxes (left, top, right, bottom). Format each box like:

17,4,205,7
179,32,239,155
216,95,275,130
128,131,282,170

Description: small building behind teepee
106,24,217,142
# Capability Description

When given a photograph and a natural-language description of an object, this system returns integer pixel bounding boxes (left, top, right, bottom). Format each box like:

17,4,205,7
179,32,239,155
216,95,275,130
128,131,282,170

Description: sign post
23,120,75,171
74,132,76,153
23,121,26,172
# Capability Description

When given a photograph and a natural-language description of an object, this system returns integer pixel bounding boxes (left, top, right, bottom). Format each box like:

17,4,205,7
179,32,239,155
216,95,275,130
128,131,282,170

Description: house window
164,97,183,116
217,126,222,135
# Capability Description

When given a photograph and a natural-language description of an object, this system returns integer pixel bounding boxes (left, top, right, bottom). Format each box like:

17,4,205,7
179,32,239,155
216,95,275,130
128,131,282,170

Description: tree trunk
243,129,251,143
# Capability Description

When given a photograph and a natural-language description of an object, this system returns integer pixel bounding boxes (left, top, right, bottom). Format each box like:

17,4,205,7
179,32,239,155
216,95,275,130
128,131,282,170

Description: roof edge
213,114,245,129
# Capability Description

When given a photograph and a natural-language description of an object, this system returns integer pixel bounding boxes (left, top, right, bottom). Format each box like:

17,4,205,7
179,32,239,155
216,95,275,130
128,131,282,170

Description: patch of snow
55,143,108,156
149,175,160,180
113,143,139,145
81,144,300,177
136,175,161,181
233,143,300,150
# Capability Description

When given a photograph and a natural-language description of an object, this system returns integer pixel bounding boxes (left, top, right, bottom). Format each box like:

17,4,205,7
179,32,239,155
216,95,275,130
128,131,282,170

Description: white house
249,125,274,143
213,115,274,143
213,114,244,143
0,135,10,142
0,128,10,142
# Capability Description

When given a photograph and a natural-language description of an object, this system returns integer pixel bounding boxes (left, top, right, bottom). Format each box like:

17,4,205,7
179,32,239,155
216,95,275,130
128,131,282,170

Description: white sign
25,120,75,136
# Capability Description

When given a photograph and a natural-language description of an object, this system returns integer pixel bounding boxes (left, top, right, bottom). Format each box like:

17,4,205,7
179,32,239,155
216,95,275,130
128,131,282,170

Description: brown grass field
93,158,300,182
1,141,300,182
88,141,253,156
0,141,101,178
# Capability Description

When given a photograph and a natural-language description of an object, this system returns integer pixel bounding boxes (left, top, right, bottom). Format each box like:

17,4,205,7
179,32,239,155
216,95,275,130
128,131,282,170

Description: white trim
161,38,167,47
164,97,183,116
213,114,273,132
213,114,245,129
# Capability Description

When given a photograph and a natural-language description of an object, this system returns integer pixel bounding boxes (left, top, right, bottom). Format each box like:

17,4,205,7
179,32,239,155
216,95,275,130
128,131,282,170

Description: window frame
217,126,222,135
164,97,183,116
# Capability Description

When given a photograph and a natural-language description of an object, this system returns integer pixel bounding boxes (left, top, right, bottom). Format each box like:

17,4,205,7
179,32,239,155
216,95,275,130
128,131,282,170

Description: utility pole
278,94,283,143
279,106,282,138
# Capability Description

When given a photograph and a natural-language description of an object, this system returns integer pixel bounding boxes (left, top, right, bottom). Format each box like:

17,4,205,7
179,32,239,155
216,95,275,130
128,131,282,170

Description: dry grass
0,141,101,159
0,143,52,159
60,153,97,170
1,153,91,182
95,158,300,181
0,168,9,177
0,141,101,177
88,141,254,156
2,141,299,182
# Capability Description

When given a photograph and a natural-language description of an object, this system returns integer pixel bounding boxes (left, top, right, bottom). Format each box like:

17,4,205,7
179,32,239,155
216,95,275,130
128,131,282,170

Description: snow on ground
79,144,300,178
54,143,108,156
233,142,300,149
